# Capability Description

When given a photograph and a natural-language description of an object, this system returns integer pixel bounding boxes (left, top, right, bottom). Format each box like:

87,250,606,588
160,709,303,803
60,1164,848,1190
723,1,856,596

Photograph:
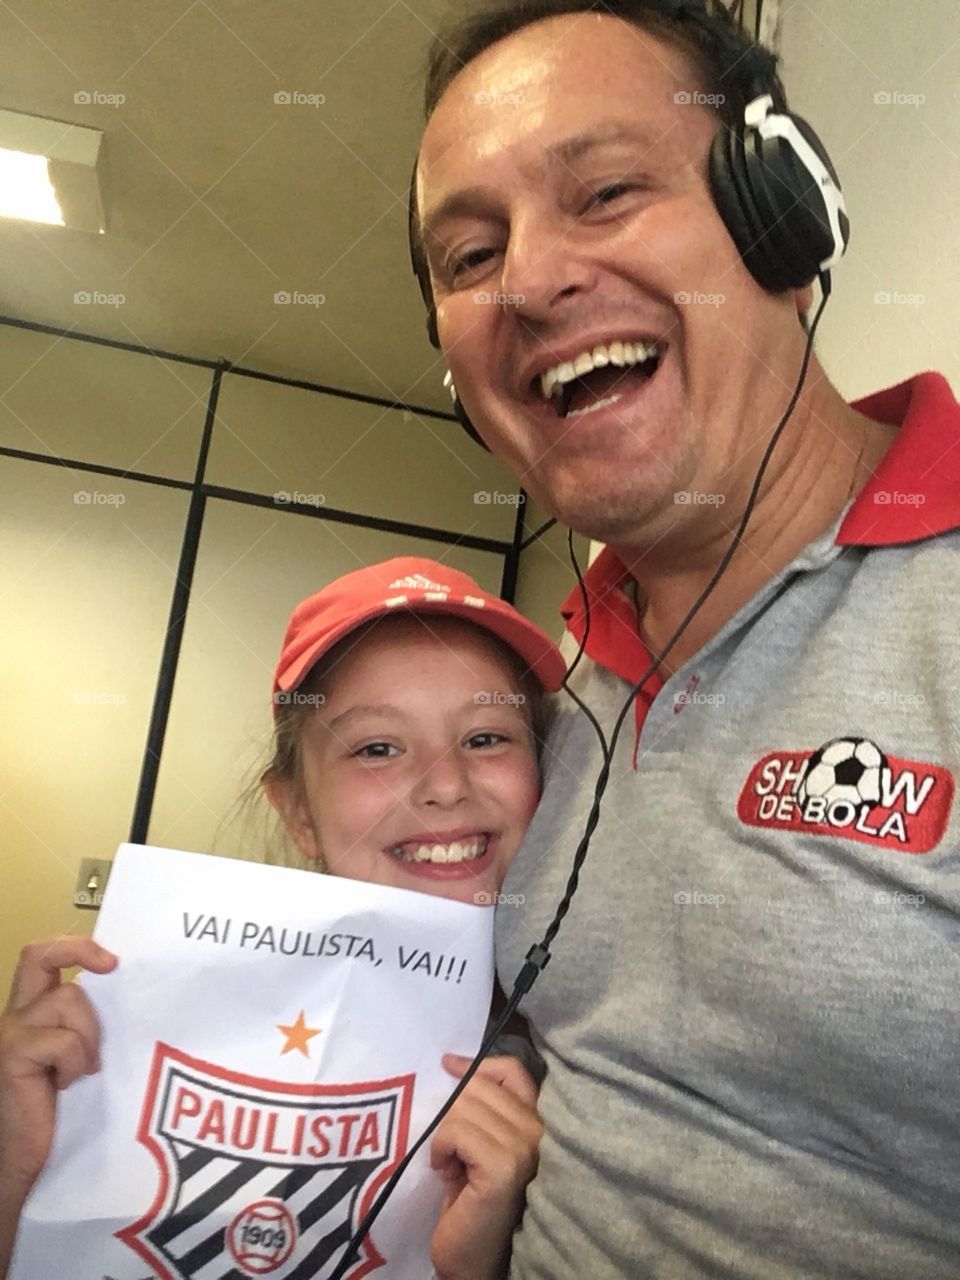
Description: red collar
561,549,658,688
561,372,960,665
837,371,960,545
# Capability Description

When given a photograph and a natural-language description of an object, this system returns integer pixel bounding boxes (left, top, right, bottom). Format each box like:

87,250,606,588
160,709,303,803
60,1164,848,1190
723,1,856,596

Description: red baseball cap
273,557,567,706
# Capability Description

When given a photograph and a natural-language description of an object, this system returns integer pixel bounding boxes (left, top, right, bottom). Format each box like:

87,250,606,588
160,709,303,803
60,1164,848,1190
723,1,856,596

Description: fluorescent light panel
0,148,64,225
0,108,105,232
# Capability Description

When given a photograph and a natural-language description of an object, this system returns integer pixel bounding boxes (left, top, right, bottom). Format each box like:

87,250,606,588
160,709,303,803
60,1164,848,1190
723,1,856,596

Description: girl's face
275,615,542,905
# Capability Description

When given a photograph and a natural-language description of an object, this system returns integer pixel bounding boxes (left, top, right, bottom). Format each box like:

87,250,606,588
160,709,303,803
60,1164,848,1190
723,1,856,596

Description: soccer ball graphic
799,737,888,810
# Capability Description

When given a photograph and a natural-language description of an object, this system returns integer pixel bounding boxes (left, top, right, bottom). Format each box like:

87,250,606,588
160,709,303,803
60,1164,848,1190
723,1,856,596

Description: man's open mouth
529,338,665,418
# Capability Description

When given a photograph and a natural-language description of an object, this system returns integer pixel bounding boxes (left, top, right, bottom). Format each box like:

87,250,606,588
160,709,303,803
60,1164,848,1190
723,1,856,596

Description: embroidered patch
737,736,954,853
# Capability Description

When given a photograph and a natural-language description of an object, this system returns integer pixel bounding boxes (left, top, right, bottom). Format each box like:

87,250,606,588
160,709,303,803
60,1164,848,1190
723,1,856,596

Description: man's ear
796,281,814,323
263,775,322,863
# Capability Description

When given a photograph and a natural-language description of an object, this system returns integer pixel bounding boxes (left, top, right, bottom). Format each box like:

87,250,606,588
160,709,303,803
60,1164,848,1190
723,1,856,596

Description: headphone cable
330,270,830,1278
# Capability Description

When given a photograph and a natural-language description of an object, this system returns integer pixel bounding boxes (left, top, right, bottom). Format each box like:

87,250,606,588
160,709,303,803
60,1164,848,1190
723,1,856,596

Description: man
411,1,960,1277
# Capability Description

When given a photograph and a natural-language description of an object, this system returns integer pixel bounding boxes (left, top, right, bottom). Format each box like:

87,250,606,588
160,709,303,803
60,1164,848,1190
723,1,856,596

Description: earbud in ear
441,369,490,452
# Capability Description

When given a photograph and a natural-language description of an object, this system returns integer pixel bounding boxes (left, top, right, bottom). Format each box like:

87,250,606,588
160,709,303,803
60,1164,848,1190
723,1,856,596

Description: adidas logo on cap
388,573,450,592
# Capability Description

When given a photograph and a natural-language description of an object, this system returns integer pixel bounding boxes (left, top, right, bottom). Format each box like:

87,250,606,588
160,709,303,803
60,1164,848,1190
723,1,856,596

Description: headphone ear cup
768,114,849,277
741,126,815,288
709,126,788,291
746,118,843,286
451,390,490,451
711,112,849,293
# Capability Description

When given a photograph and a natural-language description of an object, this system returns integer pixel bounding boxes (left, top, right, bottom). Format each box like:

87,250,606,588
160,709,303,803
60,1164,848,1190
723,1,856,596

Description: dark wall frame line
201,485,511,555
0,314,460,422
501,490,528,602
0,313,558,552
0,441,516,555
129,365,223,843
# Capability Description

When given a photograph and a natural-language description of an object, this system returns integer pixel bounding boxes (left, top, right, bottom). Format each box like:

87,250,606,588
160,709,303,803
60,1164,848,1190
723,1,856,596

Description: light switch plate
74,857,112,909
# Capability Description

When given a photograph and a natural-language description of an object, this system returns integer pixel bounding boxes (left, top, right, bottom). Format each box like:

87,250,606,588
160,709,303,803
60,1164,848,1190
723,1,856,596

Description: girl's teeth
393,837,488,864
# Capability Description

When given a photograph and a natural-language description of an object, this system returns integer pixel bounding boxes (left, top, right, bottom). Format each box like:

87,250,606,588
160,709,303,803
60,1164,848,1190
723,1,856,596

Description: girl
0,556,566,1280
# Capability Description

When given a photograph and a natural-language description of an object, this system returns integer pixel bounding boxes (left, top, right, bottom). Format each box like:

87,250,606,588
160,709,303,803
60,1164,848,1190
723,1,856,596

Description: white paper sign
11,843,495,1280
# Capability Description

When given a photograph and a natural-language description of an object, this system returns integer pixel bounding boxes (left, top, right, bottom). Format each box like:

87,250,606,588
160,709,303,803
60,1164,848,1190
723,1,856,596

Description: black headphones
406,0,849,449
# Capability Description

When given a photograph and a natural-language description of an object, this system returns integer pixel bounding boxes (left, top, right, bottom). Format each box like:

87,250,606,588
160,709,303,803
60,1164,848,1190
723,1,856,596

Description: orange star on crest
277,1010,321,1058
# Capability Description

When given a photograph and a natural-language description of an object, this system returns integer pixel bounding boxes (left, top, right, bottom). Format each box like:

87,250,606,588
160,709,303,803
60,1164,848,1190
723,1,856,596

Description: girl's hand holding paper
7,845,504,1280
430,1054,542,1280
0,937,117,1273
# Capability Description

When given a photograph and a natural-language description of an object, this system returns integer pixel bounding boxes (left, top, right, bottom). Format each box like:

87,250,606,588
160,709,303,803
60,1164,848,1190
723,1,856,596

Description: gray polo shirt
498,373,960,1278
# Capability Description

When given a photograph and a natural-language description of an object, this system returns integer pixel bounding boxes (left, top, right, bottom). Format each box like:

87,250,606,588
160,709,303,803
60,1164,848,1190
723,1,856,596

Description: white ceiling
0,0,456,414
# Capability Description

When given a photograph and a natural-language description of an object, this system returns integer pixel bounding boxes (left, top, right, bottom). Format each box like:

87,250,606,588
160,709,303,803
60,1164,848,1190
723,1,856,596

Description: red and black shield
117,1043,414,1280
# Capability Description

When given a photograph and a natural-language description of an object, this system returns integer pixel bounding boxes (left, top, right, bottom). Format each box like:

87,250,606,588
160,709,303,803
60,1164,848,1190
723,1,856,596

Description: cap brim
276,598,566,697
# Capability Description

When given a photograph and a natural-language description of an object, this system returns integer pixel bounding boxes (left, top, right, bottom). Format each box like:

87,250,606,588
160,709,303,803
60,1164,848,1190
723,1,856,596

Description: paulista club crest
117,1043,413,1280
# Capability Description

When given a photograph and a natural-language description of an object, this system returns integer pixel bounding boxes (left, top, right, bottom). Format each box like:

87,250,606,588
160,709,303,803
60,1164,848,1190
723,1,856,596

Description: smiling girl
0,557,565,1280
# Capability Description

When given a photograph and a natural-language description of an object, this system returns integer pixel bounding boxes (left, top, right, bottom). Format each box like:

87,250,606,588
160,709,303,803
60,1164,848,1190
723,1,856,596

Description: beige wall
0,464,191,964
779,0,960,394
0,326,578,990
513,498,590,647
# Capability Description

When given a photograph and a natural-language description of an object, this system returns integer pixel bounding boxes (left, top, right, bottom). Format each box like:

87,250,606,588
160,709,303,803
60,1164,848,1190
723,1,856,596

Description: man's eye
353,742,399,759
587,183,633,209
448,247,494,278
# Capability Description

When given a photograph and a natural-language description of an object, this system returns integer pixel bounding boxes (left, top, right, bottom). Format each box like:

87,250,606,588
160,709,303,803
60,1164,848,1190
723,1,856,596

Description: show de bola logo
737,736,954,853
117,1043,413,1280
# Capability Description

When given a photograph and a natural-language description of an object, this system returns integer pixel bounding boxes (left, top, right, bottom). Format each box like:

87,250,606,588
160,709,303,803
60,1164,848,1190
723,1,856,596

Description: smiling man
415,3,899,664
410,2,960,1278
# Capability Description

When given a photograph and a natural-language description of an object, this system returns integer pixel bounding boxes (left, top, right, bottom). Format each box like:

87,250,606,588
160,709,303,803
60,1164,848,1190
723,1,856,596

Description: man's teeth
391,836,489,864
539,339,659,401
566,393,623,420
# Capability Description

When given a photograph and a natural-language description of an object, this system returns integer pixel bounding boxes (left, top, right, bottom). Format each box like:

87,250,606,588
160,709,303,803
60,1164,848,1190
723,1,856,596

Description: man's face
417,14,804,545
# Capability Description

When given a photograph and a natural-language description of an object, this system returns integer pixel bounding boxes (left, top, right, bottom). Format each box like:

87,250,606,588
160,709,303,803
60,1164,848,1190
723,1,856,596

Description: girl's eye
465,731,509,749
353,742,400,759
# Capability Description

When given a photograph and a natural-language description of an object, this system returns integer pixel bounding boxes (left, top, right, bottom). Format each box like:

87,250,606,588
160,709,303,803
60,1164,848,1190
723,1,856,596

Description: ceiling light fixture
0,107,106,233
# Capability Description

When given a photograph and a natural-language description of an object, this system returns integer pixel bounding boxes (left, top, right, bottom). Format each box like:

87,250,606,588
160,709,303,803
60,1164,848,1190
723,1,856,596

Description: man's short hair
413,2,810,327
421,1,788,136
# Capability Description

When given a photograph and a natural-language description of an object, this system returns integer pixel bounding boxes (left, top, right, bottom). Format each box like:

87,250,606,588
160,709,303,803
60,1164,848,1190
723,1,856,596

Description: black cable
329,271,830,1279
327,533,602,1280
535,270,831,955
